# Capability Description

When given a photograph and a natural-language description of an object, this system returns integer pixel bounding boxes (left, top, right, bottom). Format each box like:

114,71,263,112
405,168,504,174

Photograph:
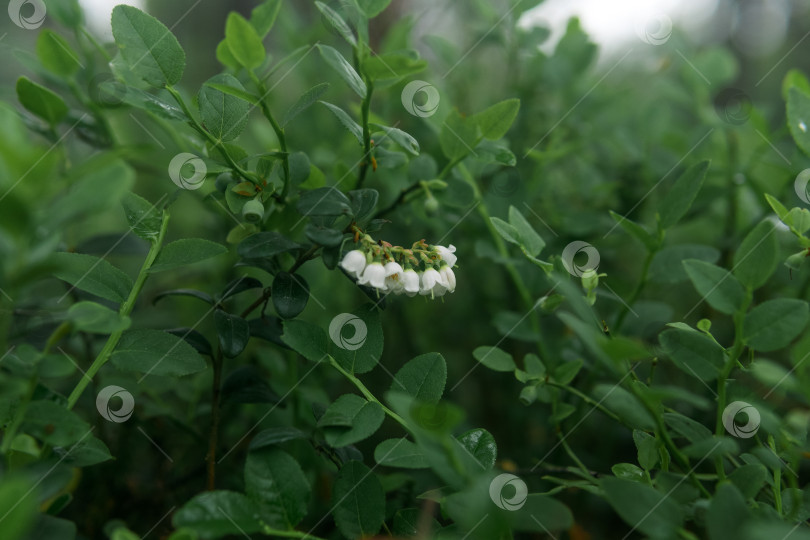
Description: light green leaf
683,259,745,315
372,123,420,155
111,5,185,86
744,298,809,351
225,12,266,70
374,438,428,469
318,394,385,447
440,110,481,160
390,352,446,403
199,74,251,141
733,220,779,289
67,301,131,334
490,217,520,245
356,0,392,17
609,211,658,251
473,346,515,372
0,477,37,540
111,329,206,377
332,461,385,539
52,252,133,304
508,205,545,257
472,98,520,140
283,83,330,126
315,1,356,46
317,44,367,99
250,0,282,37
149,239,227,273
787,87,810,156
320,101,364,145
16,77,68,126
363,52,426,82
658,160,709,229
593,384,656,430
245,448,310,529
36,30,80,77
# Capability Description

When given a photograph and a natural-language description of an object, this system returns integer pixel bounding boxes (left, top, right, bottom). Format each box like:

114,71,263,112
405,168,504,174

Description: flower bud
242,199,265,223
424,196,440,215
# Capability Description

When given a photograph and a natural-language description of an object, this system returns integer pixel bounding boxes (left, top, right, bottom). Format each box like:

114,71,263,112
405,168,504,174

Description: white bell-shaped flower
383,261,405,293
358,261,387,290
419,268,445,297
401,268,420,296
434,244,457,267
339,249,367,278
438,265,456,293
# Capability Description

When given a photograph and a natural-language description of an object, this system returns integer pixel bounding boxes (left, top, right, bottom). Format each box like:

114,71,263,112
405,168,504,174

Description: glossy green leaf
52,252,133,303
744,298,809,351
329,307,383,374
111,329,205,377
658,160,709,229
787,87,810,156
271,272,309,319
457,428,497,470
16,77,68,126
225,12,266,70
332,461,385,538
281,319,328,363
149,239,227,273
111,5,185,86
214,310,250,358
318,394,384,447
245,448,310,529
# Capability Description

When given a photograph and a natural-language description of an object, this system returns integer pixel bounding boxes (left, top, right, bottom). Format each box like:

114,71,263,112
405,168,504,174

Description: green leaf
67,301,131,334
490,217,520,245
245,448,310,529
508,205,545,257
315,1,356,46
213,310,250,358
318,394,384,447
149,239,227,273
250,0,282,37
222,366,280,405
682,436,738,459
765,193,790,222
472,99,520,140
272,272,310,319
348,189,379,221
390,352,446,403
22,400,90,446
393,509,440,537
249,427,307,451
154,289,214,305
16,77,68,126
52,252,133,304
602,477,684,537
609,211,658,251
658,160,709,229
0,477,37,540
225,12,265,70
744,299,809,351
329,308,383,374
440,110,481,160
118,85,185,120
728,464,768,499
733,220,779,290
317,45,367,99
633,430,659,470
372,123,420,155
199,74,251,142
320,101,364,145
553,359,583,385
36,30,80,77
282,319,328,363
238,231,300,259
111,329,205,377
283,83,330,126
510,494,574,533
787,87,810,156
122,192,162,241
332,461,385,539
593,384,656,430
707,483,747,540
173,491,263,538
111,5,185,86
215,39,239,71
374,438,428,469
363,52,426,82
663,412,712,442
204,82,260,105
457,428,497,470
683,259,745,315
473,346,515,372
659,328,724,381
611,463,645,481
59,434,113,467
649,244,720,284
356,0,392,17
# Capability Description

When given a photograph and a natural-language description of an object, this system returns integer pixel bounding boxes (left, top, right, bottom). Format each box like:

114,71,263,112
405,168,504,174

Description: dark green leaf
372,124,420,155
683,259,745,314
16,77,68,126
149,239,227,273
348,189,379,221
318,394,384,447
332,461,385,538
249,427,307,450
22,400,90,446
609,211,657,251
154,289,215,305
329,308,384,374
744,299,809,351
67,301,131,334
238,231,300,259
222,366,280,405
297,186,353,217
214,310,250,357
602,477,683,537
508,205,545,257
390,352,447,403
473,346,515,372
282,319,328,362
199,74,251,142
593,384,656,430
283,83,330,126
510,494,574,533
733,220,779,289
52,252,133,303
111,329,205,377
320,101,364,145
374,438,428,469
787,87,810,156
245,448,310,529
440,110,480,160
272,272,309,319
658,161,709,229
457,428,497,470
111,5,185,86
317,45,366,99
122,192,162,241
660,328,724,381
663,412,712,442
173,491,263,538
707,483,747,540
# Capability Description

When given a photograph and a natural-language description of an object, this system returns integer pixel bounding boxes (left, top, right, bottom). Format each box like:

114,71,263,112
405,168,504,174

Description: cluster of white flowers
339,244,457,299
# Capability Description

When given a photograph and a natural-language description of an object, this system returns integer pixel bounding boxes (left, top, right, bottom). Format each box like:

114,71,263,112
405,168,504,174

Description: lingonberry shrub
3,1,810,539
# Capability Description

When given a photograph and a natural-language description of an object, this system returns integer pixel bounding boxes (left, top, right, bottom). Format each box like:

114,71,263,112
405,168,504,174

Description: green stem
66,212,170,409
206,347,224,491
357,78,374,189
248,72,291,199
614,248,656,332
547,381,621,423
327,356,409,431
